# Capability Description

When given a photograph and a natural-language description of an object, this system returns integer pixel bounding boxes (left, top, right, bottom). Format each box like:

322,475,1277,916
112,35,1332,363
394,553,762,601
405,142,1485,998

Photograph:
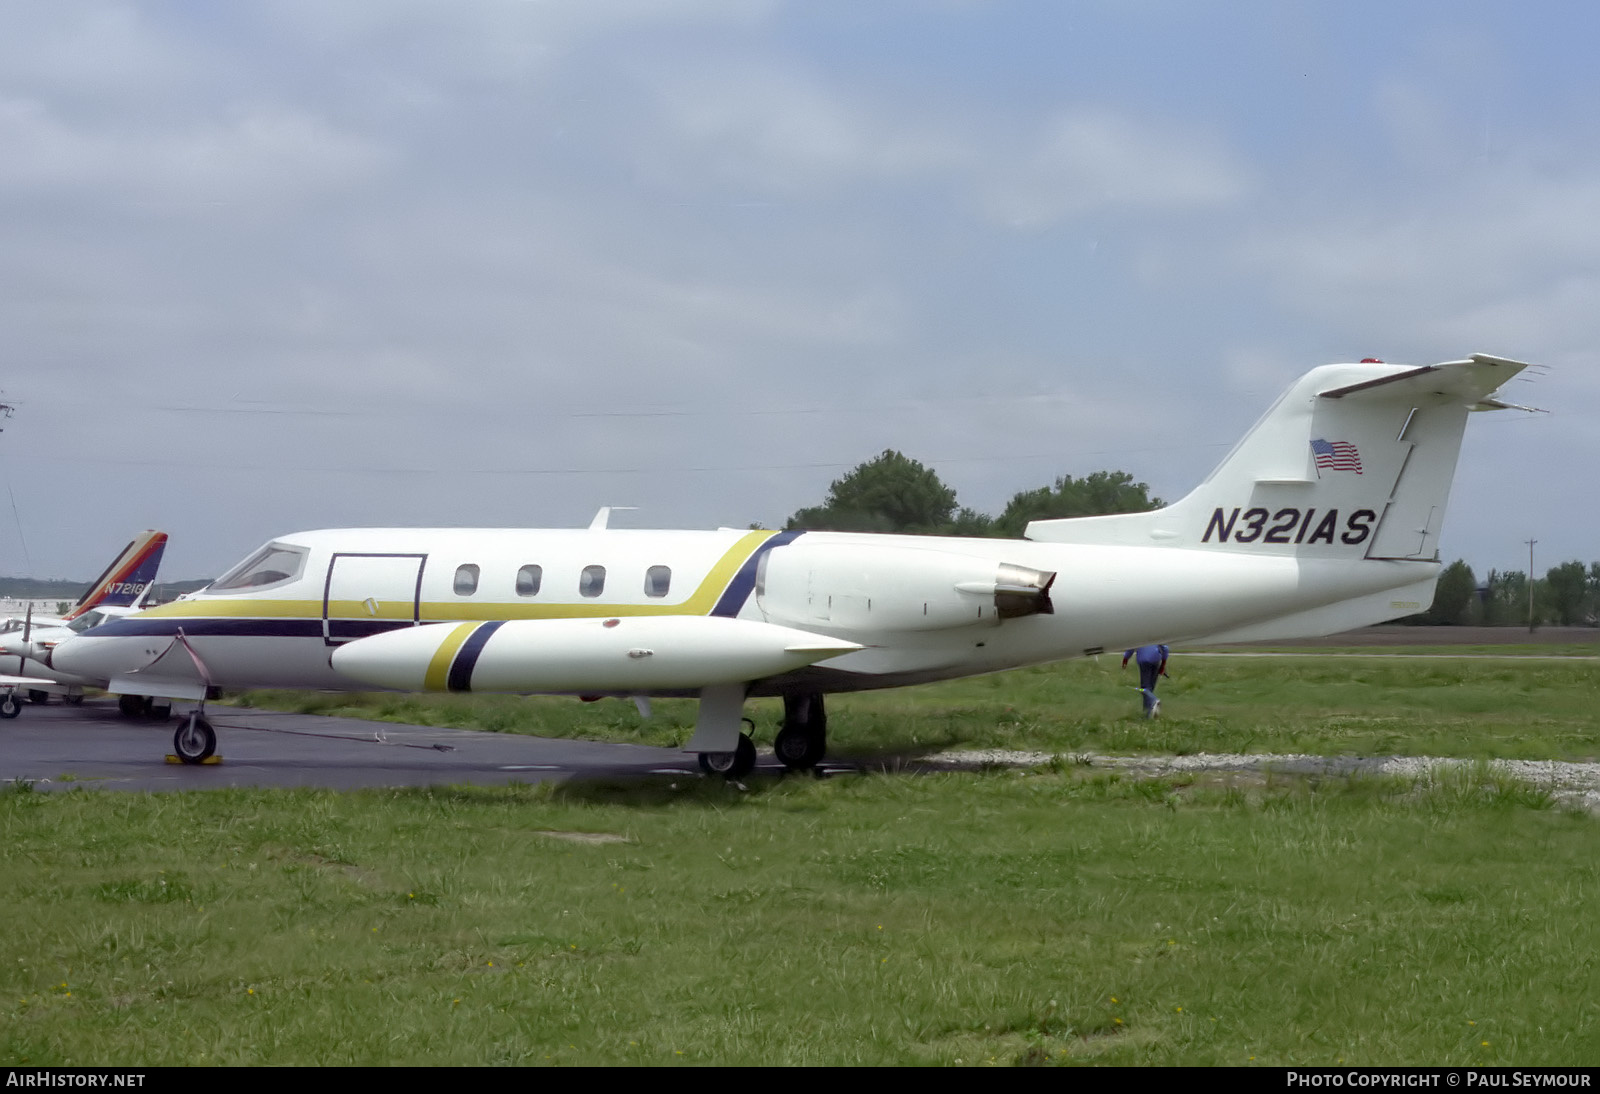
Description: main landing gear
773,691,827,772
697,730,757,778
695,692,830,778
118,695,173,721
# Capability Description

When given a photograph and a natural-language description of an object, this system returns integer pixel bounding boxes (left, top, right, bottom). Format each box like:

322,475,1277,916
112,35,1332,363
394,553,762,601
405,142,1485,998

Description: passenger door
322,553,427,645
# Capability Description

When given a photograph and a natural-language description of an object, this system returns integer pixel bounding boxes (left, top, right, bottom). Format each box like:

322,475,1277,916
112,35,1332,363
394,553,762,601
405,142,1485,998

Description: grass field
233,649,1600,762
4,652,1598,1066
3,771,1596,1066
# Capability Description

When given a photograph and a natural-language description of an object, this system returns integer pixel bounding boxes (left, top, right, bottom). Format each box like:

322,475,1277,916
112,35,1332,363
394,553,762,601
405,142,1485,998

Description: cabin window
453,564,480,596
209,542,308,592
579,565,606,598
515,564,542,597
644,565,671,598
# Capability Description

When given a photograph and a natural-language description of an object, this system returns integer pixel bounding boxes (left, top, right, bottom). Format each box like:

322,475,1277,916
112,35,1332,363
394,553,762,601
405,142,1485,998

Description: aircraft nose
44,634,87,675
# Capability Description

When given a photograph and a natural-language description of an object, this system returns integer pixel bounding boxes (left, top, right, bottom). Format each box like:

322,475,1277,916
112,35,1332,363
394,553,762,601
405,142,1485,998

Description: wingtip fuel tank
329,615,864,694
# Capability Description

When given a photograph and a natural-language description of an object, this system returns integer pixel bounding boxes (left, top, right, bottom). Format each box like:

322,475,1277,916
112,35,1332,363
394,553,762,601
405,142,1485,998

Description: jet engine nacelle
755,542,1054,633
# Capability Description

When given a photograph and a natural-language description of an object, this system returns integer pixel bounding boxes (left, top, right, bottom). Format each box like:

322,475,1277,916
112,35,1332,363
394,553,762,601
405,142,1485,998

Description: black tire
27,690,49,705
697,732,757,778
774,725,825,770
0,694,20,719
146,702,173,722
173,714,216,764
63,693,84,706
118,694,145,718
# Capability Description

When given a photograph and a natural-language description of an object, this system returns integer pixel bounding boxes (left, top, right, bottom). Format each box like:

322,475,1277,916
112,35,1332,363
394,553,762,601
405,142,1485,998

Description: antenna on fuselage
588,506,637,530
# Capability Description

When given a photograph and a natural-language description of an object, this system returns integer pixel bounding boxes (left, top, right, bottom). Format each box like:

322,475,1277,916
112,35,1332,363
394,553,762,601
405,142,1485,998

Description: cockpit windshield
208,542,309,593
67,610,106,634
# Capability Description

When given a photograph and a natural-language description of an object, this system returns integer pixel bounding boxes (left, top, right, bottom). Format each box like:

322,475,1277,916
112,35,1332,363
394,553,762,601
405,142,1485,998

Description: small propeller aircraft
0,530,169,717
48,355,1534,771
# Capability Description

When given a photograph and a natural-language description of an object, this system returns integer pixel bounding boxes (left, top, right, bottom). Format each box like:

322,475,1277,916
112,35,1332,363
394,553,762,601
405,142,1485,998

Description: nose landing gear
172,710,216,765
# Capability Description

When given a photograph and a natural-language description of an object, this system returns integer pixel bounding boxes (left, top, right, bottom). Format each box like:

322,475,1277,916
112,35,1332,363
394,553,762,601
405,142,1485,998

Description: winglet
588,507,638,530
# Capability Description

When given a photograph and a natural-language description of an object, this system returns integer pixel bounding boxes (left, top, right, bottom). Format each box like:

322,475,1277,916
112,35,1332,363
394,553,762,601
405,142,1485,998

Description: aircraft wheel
27,690,49,705
698,732,756,779
0,694,20,719
118,694,145,718
146,701,173,722
774,725,825,770
173,714,216,765
63,693,84,706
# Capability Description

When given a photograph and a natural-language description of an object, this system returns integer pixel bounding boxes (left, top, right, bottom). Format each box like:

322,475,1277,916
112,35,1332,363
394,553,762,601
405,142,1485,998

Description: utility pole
1526,538,1537,633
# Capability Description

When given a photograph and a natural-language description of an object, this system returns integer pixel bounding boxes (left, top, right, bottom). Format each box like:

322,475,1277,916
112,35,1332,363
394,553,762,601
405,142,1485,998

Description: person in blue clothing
1121,644,1170,718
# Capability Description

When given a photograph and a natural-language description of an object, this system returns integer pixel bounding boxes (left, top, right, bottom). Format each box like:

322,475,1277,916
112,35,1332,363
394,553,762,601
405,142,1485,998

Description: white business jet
0,530,169,717
48,355,1533,772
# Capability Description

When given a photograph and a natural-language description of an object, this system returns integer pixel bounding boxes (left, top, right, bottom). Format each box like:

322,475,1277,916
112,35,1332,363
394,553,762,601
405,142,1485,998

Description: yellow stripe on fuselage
423,622,480,692
137,530,777,625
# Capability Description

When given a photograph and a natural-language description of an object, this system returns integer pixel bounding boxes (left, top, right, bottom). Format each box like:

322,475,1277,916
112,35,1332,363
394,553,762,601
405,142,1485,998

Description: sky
0,1,1592,583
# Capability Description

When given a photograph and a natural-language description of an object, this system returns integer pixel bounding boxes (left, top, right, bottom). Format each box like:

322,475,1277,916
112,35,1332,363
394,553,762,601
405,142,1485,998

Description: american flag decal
1311,438,1363,474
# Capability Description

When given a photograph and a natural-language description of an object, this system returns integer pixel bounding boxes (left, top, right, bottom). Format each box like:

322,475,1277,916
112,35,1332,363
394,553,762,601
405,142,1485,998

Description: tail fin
62,530,169,620
1026,354,1533,558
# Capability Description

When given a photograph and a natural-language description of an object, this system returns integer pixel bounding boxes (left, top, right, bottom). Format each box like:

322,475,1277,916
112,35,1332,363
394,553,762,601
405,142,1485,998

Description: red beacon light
1360,357,1384,363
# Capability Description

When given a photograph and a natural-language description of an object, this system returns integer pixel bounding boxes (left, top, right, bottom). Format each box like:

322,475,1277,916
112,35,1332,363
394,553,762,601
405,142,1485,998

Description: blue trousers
1138,663,1161,713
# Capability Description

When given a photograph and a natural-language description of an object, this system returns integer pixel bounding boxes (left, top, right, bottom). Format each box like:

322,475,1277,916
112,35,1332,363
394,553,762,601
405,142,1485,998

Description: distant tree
1483,569,1535,628
1544,560,1592,626
786,450,959,534
1472,572,1497,623
1422,560,1476,625
947,507,996,537
992,471,1162,538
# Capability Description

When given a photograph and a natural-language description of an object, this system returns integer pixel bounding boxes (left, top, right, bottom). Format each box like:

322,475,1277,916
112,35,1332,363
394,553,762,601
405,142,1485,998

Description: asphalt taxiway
0,697,719,792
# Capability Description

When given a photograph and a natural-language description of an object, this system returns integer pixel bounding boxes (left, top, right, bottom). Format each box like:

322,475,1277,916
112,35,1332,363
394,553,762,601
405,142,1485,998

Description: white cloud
1237,163,1600,365
978,107,1252,228
0,98,390,207
642,64,968,194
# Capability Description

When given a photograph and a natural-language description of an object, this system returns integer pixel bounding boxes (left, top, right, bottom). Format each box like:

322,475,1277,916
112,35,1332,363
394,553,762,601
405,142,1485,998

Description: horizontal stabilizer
1317,354,1532,404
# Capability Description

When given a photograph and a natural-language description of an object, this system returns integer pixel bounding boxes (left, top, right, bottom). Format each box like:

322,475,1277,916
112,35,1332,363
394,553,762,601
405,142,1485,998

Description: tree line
1414,560,1600,627
783,450,1589,628
784,449,1161,539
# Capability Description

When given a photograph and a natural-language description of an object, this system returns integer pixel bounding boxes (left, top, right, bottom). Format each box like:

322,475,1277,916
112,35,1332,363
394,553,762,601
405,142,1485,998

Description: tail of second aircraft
62,530,169,621
1025,354,1534,559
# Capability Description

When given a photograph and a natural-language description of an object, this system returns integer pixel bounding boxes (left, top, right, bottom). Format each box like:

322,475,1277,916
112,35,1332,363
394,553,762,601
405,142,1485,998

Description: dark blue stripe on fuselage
81,616,342,640
710,530,802,618
326,619,414,641
448,620,504,692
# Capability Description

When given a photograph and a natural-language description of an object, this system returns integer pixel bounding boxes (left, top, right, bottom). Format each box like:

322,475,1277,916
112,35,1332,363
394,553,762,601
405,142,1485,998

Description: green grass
233,651,1600,761
1235,643,1600,657
3,770,1597,1066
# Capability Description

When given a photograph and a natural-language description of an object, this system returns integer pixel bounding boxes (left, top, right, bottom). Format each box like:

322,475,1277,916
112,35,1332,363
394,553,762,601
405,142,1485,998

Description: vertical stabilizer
1024,354,1533,559
63,530,169,620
